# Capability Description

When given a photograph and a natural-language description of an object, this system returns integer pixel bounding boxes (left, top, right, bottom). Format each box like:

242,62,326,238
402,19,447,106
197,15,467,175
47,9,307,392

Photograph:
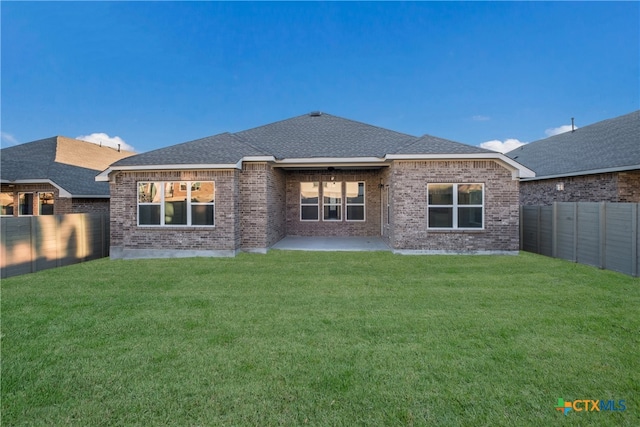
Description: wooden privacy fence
1,213,109,278
520,202,639,277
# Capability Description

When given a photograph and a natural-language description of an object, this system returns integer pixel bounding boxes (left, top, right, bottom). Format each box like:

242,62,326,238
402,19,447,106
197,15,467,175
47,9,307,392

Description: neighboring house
1,136,135,216
97,112,534,258
507,110,640,205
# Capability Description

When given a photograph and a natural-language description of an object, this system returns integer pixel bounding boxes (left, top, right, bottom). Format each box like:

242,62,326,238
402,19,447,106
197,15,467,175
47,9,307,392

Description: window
1,192,14,216
39,192,54,215
19,193,34,216
346,182,365,221
138,181,214,226
300,182,319,221
427,184,483,229
301,181,367,222
323,181,342,221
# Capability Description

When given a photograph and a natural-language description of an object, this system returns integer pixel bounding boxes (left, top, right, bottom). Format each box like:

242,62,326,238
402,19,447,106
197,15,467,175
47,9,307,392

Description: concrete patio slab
271,236,390,252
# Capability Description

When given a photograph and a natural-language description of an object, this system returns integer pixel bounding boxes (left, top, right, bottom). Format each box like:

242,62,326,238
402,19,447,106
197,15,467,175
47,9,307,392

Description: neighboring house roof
100,112,534,179
1,136,135,197
506,110,640,180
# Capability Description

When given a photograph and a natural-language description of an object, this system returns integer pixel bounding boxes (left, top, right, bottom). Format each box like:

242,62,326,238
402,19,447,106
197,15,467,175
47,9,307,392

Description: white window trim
346,181,366,222
137,181,215,227
38,192,55,216
427,183,484,230
1,192,15,216
300,182,320,222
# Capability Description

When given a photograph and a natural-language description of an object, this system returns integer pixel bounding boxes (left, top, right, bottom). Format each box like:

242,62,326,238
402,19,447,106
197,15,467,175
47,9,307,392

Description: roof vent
309,111,322,117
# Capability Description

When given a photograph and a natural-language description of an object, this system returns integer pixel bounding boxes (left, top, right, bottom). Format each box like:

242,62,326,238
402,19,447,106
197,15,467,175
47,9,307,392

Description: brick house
507,110,640,205
97,112,534,258
1,136,135,216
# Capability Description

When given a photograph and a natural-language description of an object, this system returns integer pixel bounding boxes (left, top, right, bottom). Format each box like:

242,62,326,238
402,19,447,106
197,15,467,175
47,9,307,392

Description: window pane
346,182,364,204
347,205,364,221
458,184,483,205
323,182,342,204
19,193,33,215
191,182,214,203
323,205,342,221
428,207,453,228
139,205,161,225
301,205,319,220
165,200,187,225
300,182,319,204
458,207,483,228
138,182,161,203
39,192,54,215
1,192,14,215
428,184,453,205
165,182,187,200
192,205,214,226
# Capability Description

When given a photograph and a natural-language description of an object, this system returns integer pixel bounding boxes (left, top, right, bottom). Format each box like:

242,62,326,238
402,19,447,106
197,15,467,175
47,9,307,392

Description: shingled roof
394,134,493,155
1,136,135,196
113,133,268,166
235,113,415,159
102,112,534,179
506,110,640,179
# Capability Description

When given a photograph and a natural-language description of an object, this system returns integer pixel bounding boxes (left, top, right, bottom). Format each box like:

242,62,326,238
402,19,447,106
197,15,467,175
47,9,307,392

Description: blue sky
2,1,638,153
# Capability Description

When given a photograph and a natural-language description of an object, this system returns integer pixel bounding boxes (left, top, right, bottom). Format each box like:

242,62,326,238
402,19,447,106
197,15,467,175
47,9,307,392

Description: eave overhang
96,163,246,181
0,179,74,198
519,164,640,181
97,152,536,181
385,152,536,179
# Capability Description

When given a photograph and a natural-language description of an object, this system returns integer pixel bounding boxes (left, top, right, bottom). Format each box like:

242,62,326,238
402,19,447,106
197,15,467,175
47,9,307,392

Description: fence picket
521,202,640,277
0,213,109,278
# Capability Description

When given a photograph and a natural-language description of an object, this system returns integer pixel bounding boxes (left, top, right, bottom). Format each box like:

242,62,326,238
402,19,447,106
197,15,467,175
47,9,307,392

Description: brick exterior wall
239,163,286,250
109,170,240,253
107,160,523,255
266,166,287,246
380,166,393,246
70,198,111,215
285,170,383,237
616,171,640,202
390,160,520,252
519,170,640,205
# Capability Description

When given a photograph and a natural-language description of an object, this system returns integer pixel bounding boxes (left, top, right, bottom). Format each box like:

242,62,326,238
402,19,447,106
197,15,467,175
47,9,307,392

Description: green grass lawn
2,251,639,426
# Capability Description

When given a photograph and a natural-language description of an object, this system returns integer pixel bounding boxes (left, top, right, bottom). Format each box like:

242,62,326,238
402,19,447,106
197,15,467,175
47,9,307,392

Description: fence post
573,203,578,263
552,202,558,258
80,214,87,261
519,207,523,250
632,203,638,277
536,205,541,254
30,216,37,274
1,218,7,279
599,202,606,270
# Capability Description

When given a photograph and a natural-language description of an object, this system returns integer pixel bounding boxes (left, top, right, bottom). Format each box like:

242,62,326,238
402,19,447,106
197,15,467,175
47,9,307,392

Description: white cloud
545,124,577,137
472,115,490,122
479,138,527,154
1,132,19,146
76,132,135,152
